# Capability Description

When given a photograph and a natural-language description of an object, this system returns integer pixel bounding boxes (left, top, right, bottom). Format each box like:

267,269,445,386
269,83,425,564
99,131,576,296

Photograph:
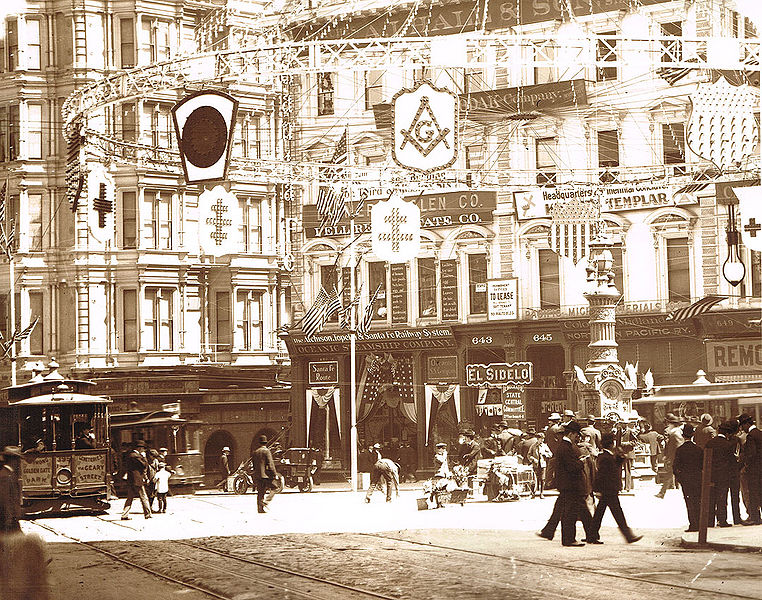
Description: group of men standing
671,412,762,531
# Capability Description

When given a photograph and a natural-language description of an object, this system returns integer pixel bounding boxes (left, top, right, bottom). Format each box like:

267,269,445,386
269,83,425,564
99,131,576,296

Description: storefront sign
502,387,525,419
561,316,695,342
466,362,533,387
428,356,459,382
288,327,455,354
460,80,587,121
514,183,691,221
476,404,504,417
701,312,761,336
486,0,668,29
75,452,106,486
303,190,496,238
706,341,762,374
308,361,339,385
390,263,409,324
21,456,51,488
440,260,459,321
541,400,565,414
487,278,518,320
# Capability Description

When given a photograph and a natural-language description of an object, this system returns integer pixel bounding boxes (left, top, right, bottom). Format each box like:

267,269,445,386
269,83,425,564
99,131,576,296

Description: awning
634,391,762,404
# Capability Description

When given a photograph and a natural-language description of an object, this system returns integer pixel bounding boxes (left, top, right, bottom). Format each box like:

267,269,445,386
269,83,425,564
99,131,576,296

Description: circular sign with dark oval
181,106,228,168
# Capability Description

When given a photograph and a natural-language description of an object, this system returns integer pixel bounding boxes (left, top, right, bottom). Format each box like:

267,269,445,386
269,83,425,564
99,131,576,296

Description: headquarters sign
392,81,458,173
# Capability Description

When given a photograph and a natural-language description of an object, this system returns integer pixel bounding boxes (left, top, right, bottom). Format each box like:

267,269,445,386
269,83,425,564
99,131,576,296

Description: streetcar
0,362,112,515
109,406,204,492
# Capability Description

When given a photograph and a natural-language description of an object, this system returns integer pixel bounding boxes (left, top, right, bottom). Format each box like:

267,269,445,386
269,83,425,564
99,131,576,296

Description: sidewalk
681,525,762,552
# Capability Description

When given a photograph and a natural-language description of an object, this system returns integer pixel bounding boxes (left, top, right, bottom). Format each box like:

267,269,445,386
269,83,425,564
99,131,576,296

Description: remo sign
371,194,420,262
392,81,458,173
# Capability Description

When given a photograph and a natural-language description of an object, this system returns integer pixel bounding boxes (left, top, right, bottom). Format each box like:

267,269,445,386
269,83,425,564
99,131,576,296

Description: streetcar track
361,532,760,600
25,520,228,600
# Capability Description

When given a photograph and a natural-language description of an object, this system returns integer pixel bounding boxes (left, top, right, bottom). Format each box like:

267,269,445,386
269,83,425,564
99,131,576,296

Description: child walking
153,462,172,513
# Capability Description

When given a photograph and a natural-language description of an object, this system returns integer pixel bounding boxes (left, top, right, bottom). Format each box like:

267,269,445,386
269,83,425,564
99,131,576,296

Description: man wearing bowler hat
655,413,684,499
554,420,593,546
738,413,762,524
121,440,152,520
673,423,703,532
251,435,278,513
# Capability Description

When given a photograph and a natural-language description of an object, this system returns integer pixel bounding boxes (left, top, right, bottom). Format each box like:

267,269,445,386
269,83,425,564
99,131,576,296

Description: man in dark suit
638,422,664,473
726,419,745,525
251,434,278,513
738,413,762,525
554,420,593,546
587,433,642,544
0,446,22,534
673,423,703,532
121,440,152,520
544,413,563,489
705,422,736,527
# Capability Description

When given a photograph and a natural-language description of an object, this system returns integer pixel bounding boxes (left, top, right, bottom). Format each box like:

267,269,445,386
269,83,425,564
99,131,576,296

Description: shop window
321,265,339,322
538,249,560,308
364,70,383,110
121,191,137,249
240,197,261,253
418,258,437,318
144,287,174,351
661,22,682,64
122,289,137,352
215,291,231,351
368,261,387,320
598,129,619,183
236,290,263,351
145,190,172,249
663,123,686,175
666,237,690,302
28,192,43,251
536,137,557,185
317,73,334,116
28,291,43,355
27,19,42,70
120,18,135,68
468,254,488,315
596,32,617,82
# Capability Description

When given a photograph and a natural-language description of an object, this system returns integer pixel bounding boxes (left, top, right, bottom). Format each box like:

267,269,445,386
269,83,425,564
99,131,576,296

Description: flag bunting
665,296,726,322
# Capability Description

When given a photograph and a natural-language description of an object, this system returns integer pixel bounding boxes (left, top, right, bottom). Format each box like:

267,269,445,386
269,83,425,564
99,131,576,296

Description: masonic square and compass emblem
392,81,458,173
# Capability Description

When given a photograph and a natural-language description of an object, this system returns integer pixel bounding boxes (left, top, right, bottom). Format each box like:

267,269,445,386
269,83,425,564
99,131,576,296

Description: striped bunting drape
665,295,726,322
549,221,597,265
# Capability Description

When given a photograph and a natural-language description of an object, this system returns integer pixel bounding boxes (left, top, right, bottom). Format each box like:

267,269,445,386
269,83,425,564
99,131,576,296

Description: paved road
21,484,762,599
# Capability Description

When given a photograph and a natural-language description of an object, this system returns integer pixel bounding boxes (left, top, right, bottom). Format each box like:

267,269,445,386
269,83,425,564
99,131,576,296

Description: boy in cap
153,462,171,513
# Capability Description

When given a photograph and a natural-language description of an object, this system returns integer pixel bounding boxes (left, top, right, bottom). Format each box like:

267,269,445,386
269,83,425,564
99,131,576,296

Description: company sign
308,361,339,385
304,190,496,238
487,279,518,320
287,327,455,355
706,341,762,374
460,80,587,121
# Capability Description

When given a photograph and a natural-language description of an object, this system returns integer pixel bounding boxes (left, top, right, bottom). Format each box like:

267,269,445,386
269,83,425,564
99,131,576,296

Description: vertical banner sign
440,260,459,321
390,263,409,324
392,81,458,173
198,185,239,256
487,279,518,320
502,387,525,419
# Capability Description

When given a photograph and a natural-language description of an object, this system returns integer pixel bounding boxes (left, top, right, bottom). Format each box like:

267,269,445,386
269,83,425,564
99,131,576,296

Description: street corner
681,526,762,553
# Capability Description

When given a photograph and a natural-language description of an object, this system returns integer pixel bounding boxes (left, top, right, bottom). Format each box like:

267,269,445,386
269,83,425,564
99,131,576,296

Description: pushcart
477,456,536,501
230,447,321,494
417,478,469,509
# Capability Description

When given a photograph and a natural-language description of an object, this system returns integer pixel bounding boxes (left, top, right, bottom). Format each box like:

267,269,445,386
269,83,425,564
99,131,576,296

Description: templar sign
392,81,457,173
198,185,239,256
371,194,420,262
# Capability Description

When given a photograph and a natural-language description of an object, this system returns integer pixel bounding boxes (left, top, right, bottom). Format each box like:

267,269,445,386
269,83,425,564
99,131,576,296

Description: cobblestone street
24,486,762,599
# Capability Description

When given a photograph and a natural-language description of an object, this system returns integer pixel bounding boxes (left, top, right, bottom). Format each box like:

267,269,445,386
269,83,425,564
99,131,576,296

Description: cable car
109,406,204,492
0,362,111,515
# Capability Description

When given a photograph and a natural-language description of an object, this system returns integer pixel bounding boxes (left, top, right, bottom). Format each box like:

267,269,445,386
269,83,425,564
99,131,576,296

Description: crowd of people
117,440,174,519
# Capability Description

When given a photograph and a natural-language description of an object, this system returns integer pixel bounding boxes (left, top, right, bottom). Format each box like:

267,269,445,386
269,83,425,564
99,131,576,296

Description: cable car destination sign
466,362,533,387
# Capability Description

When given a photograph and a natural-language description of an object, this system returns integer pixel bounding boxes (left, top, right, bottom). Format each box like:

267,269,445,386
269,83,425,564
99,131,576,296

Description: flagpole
349,185,358,493
8,253,15,386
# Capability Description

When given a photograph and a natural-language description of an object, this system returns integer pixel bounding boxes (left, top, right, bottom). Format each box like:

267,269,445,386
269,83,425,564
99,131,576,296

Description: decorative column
573,235,635,419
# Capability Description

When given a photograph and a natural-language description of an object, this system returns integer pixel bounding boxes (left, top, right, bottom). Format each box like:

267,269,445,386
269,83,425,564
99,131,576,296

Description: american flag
316,130,349,225
666,296,726,322
331,128,348,164
0,182,10,260
2,317,39,357
301,287,342,338
357,285,382,335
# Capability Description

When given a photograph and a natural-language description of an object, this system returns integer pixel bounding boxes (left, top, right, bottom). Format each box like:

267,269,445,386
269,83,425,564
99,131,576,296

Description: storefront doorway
526,344,567,427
